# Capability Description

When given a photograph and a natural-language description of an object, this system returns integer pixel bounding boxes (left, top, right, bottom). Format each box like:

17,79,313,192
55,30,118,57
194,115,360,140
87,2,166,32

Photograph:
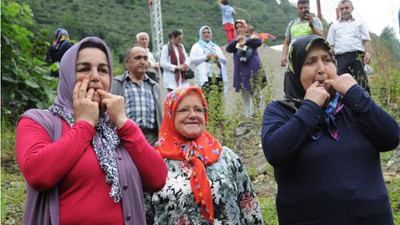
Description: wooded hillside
16,0,298,65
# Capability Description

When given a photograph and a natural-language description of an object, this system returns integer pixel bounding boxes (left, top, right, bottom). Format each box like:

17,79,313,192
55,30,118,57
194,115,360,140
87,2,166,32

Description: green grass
386,177,400,224
259,196,279,225
1,125,26,225
1,168,26,224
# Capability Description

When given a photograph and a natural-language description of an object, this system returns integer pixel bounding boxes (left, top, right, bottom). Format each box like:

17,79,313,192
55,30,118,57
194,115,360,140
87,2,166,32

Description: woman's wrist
115,116,128,129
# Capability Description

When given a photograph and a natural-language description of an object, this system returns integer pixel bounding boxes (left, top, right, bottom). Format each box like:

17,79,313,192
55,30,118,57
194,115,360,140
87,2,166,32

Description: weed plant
369,63,400,122
203,73,225,144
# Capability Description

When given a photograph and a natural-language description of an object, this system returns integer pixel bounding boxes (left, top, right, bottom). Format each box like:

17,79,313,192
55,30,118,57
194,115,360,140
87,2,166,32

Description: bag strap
58,41,66,51
20,109,61,225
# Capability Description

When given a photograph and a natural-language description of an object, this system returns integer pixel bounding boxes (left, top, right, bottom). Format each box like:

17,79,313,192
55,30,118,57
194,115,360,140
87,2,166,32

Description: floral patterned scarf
310,92,344,141
156,87,222,224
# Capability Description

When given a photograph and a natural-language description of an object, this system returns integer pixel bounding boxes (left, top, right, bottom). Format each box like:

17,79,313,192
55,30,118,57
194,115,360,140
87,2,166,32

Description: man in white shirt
327,0,371,93
136,32,161,83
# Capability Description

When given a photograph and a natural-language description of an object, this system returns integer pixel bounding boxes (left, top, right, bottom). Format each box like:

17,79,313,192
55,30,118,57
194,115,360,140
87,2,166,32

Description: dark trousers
237,47,254,62
140,127,158,147
336,51,370,93
201,77,224,99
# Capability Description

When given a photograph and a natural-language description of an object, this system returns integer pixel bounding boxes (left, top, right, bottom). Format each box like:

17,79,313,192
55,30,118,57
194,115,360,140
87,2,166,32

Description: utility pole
149,0,164,60
316,0,322,21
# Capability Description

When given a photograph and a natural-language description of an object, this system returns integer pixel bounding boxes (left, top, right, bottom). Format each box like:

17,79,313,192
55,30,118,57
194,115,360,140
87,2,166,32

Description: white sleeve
359,20,371,41
216,46,227,65
313,18,324,32
182,44,190,65
284,21,292,37
189,44,207,66
147,52,157,69
326,23,335,46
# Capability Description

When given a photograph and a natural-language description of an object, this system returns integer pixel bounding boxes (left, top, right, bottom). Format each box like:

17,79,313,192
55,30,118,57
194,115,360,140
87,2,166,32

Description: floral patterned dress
145,146,263,225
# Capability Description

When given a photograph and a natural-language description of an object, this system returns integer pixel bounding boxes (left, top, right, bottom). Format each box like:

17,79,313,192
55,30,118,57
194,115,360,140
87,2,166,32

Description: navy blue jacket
262,85,399,224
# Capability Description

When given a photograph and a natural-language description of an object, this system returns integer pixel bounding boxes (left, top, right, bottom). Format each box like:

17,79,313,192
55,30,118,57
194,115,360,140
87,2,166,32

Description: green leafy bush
1,0,58,125
259,196,279,225
386,178,400,224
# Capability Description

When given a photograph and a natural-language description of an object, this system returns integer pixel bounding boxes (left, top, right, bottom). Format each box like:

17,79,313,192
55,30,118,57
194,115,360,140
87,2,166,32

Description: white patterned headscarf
48,37,122,202
198,26,221,78
198,25,217,54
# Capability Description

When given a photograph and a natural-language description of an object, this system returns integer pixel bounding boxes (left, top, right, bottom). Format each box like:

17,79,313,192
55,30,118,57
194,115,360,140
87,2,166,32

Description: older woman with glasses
145,87,263,225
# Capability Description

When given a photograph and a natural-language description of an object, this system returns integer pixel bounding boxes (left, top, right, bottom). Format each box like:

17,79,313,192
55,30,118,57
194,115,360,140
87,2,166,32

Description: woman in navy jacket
261,35,399,224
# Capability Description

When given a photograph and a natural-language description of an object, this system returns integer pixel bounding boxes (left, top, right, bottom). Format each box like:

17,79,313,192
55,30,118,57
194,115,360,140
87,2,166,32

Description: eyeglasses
176,106,207,116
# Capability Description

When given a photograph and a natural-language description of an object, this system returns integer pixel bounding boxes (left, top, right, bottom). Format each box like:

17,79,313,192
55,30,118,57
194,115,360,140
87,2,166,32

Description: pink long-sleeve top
16,117,167,224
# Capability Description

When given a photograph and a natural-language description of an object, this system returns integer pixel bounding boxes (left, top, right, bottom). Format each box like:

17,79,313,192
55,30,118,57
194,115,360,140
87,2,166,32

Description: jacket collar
117,71,156,85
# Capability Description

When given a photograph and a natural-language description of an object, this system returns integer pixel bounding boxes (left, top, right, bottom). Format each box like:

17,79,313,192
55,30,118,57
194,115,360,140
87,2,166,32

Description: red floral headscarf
156,87,222,224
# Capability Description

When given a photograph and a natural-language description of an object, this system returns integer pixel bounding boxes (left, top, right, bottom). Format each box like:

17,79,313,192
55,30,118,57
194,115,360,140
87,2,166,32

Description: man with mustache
112,46,162,146
327,0,372,93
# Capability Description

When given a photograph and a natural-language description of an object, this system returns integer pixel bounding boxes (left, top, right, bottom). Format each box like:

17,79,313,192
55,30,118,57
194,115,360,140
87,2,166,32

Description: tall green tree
1,0,58,124
380,26,400,61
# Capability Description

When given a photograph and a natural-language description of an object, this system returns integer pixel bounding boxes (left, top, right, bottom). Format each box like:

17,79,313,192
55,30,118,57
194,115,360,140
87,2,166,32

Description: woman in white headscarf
189,25,228,97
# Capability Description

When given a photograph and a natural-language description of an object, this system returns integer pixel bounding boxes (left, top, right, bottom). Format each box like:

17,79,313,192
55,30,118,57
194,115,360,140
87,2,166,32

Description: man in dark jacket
111,46,162,146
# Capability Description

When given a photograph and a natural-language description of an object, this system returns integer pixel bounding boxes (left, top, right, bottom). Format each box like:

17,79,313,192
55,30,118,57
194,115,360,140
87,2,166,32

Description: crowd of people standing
15,0,399,224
